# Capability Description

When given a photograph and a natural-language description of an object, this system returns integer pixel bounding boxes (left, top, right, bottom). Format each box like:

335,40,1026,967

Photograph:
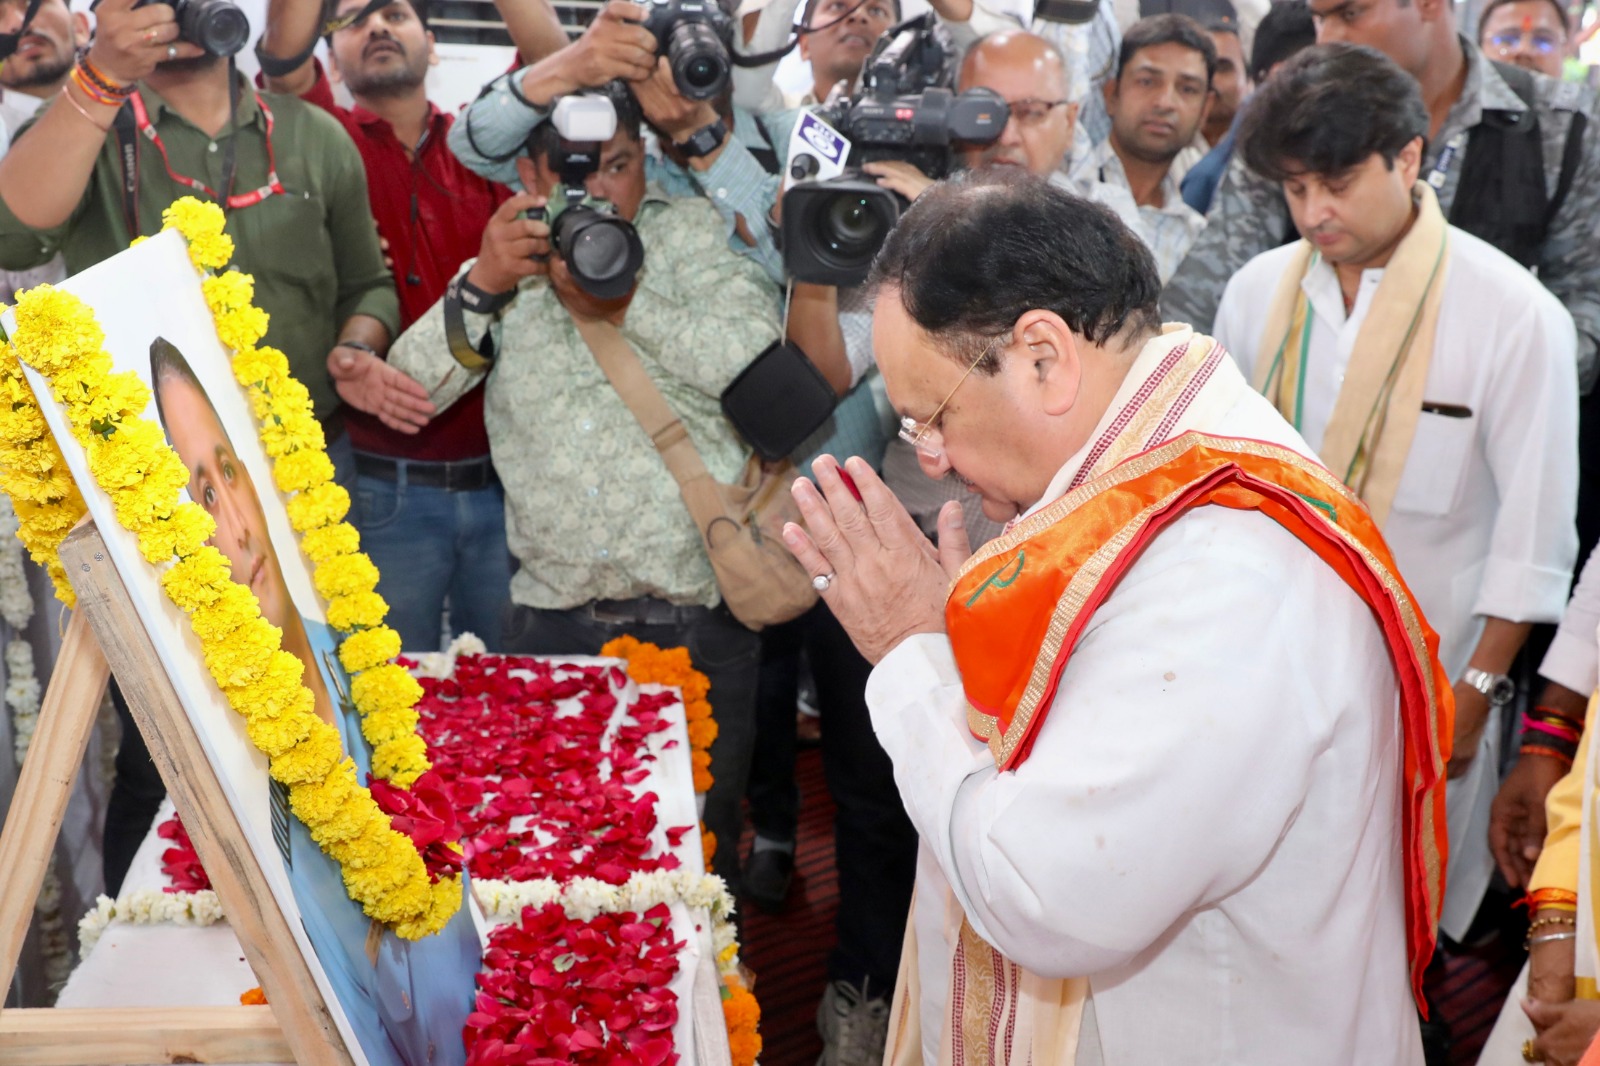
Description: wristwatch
675,118,728,160
1462,667,1516,706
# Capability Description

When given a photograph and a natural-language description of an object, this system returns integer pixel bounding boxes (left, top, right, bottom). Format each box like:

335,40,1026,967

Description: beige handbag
571,316,818,631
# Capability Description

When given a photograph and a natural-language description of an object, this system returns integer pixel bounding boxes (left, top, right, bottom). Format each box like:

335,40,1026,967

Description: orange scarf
946,431,1453,1010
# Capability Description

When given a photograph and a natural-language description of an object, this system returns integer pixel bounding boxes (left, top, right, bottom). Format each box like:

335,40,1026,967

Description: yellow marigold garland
0,200,457,939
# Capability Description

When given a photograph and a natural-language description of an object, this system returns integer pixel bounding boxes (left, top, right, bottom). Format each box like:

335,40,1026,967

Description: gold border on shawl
958,432,1447,914
958,918,999,1066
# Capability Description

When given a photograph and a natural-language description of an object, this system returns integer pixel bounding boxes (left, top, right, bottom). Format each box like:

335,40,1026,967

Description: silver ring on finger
167,43,178,59
812,572,835,593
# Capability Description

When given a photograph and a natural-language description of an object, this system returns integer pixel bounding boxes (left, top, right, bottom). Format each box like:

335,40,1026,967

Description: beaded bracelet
1528,914,1578,932
76,57,134,99
68,66,121,108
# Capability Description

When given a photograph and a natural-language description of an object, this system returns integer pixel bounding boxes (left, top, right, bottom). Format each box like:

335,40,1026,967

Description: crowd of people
4,0,1600,1058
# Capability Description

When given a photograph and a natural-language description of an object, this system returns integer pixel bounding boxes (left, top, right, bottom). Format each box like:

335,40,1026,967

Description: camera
642,0,735,101
532,96,645,300
781,15,1008,285
133,0,250,57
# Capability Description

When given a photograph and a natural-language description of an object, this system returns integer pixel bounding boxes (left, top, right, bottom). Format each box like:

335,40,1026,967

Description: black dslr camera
781,14,1008,286
531,96,646,300
642,0,735,101
134,0,250,57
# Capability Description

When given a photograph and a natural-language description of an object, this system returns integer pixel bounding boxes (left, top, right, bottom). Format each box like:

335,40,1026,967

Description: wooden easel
0,520,352,1065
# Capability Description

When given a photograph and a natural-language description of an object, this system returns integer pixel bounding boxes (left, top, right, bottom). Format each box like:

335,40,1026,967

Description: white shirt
1541,543,1600,695
0,88,41,144
1069,139,1205,284
868,329,1423,1065
1214,227,1580,938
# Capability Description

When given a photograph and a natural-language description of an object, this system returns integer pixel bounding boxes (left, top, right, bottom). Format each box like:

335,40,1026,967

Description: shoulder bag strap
569,314,718,490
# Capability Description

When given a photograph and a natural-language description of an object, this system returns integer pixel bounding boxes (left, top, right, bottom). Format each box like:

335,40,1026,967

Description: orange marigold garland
723,975,762,1066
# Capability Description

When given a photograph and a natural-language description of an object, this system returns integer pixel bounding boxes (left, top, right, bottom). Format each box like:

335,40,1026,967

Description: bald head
958,31,1077,177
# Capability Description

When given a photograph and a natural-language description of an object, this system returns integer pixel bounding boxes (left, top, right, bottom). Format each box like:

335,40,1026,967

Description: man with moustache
1214,43,1577,974
0,0,401,892
1069,13,1211,282
1480,0,1571,80
0,0,87,302
259,0,515,653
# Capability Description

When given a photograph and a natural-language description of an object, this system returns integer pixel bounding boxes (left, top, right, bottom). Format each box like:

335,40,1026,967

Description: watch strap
1463,667,1515,705
676,118,728,160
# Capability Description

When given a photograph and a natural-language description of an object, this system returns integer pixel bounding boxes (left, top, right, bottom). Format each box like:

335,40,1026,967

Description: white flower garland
408,632,488,681
473,871,743,978
0,495,68,991
77,890,225,955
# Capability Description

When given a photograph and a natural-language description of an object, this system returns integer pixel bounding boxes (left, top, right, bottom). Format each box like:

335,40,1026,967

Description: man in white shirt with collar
1214,43,1579,948
780,167,1449,1065
1068,12,1209,282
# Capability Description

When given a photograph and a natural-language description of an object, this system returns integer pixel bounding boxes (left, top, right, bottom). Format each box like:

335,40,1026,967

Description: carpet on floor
738,750,1529,1066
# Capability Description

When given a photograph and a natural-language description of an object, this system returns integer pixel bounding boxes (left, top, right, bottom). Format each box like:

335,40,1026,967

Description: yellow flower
348,856,432,924
188,582,260,643
360,706,420,748
246,705,314,757
49,349,114,412
215,305,270,354
268,720,344,786
162,199,234,270
78,372,151,429
371,734,429,784
327,590,389,632
258,409,323,458
227,650,307,719
11,287,104,377
202,271,255,315
0,400,45,444
300,522,361,564
267,376,312,417
273,448,335,495
232,344,289,388
290,757,365,832
137,502,217,564
338,625,402,674
286,482,351,533
202,615,280,689
87,419,180,490
161,546,233,611
350,663,422,717
0,463,78,507
394,877,463,940
687,717,719,750
313,553,379,601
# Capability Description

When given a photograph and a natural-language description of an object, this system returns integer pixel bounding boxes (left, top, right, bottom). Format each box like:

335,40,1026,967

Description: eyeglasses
1007,98,1071,127
898,337,1003,460
1487,28,1565,53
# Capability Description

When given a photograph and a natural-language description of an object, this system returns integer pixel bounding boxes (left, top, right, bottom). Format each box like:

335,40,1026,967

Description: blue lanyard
1427,132,1468,191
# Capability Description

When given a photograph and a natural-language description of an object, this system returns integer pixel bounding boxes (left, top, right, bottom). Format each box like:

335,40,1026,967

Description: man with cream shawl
1214,43,1579,948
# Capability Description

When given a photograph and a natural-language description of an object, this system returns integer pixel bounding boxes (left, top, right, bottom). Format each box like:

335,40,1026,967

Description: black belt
353,453,498,492
583,596,709,626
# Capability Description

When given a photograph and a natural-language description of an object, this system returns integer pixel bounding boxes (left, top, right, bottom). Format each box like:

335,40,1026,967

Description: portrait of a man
148,336,480,1066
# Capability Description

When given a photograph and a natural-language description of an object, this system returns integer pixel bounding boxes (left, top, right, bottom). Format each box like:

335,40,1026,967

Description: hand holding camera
550,0,657,93
467,192,553,296
635,57,720,142
88,0,209,85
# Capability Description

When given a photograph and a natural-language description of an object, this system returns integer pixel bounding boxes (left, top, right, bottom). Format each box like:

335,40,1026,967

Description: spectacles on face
1007,98,1070,127
898,337,1003,460
1487,28,1565,53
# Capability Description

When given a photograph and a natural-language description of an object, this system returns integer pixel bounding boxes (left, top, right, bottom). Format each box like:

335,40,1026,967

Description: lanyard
1426,131,1468,191
127,88,286,210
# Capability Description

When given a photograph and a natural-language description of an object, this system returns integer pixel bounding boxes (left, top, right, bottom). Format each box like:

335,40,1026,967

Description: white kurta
1214,230,1580,938
868,334,1424,1065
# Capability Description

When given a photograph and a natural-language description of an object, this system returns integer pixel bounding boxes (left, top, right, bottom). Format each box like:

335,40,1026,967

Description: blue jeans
353,464,513,653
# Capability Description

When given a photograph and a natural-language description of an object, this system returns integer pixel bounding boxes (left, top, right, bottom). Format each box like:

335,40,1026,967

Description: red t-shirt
301,64,509,462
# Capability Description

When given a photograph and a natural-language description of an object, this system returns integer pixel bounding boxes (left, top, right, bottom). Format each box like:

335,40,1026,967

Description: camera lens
554,206,645,300
666,22,730,100
177,0,249,56
819,194,891,260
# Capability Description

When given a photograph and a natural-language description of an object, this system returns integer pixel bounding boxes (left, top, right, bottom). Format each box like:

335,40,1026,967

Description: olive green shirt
389,192,781,610
0,78,398,421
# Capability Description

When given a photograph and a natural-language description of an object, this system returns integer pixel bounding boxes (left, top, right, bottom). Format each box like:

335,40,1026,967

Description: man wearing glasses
782,168,1450,1065
1480,0,1571,80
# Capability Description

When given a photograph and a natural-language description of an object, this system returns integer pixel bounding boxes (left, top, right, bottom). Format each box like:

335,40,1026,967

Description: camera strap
0,0,45,62
731,0,879,67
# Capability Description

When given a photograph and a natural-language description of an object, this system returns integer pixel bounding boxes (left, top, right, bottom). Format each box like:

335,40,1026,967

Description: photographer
452,0,799,283
388,80,780,893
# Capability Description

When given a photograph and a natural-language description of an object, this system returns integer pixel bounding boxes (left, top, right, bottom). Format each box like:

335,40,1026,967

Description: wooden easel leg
0,611,109,1002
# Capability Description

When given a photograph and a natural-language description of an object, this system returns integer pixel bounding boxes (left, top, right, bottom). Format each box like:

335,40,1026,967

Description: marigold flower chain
0,200,456,939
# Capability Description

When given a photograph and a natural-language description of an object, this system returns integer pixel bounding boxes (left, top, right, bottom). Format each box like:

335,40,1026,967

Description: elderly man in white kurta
779,169,1451,1064
1213,45,1579,944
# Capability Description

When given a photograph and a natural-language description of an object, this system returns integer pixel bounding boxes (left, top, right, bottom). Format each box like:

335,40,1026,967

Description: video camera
642,0,736,101
532,95,645,300
780,14,1008,286
133,0,250,56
